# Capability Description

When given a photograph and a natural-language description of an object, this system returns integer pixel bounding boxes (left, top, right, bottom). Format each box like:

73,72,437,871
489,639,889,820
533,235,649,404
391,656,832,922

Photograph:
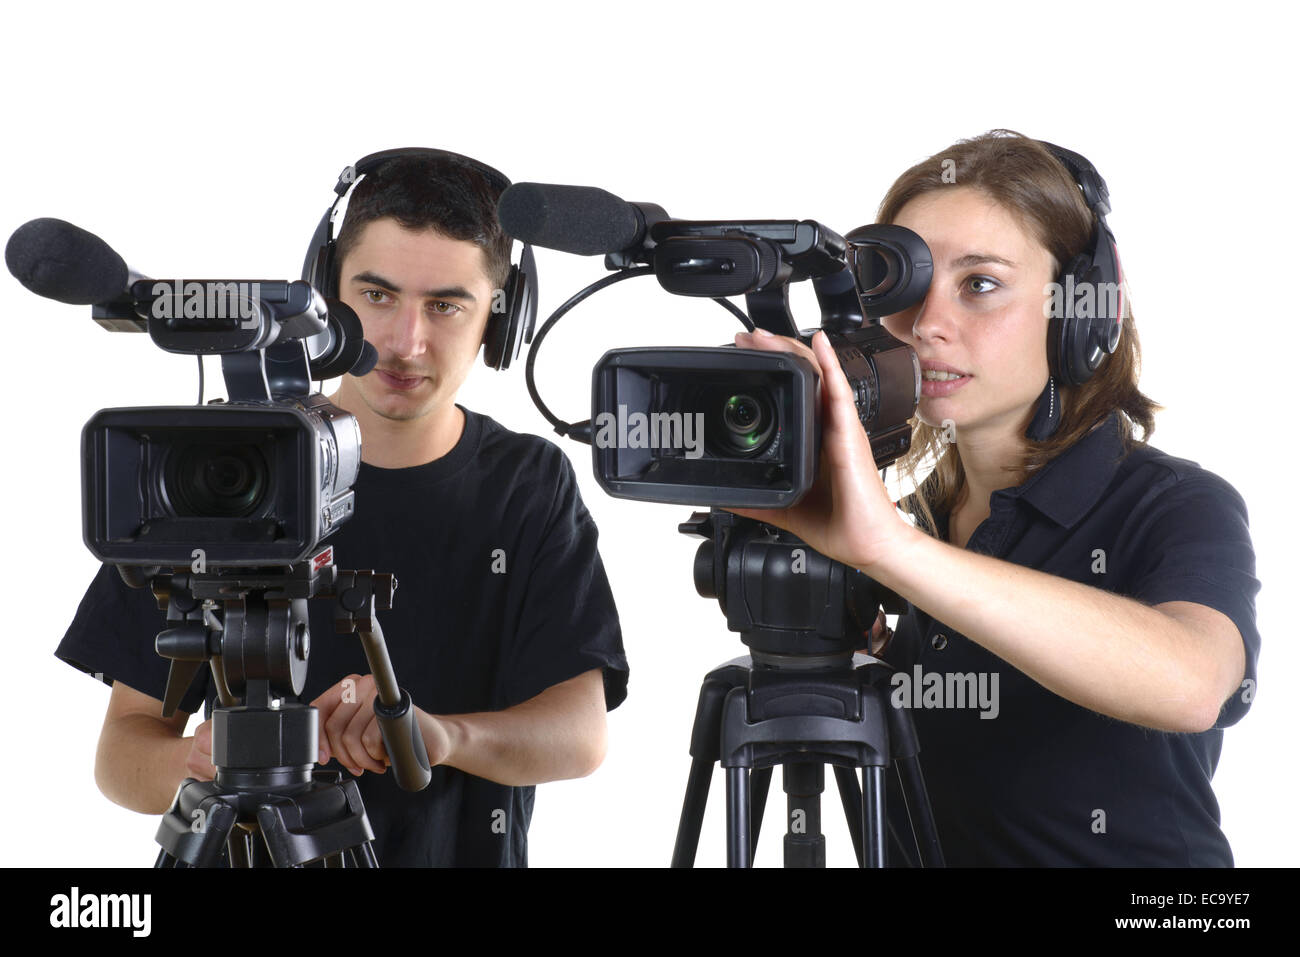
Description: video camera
6,218,376,569
8,217,433,866
496,184,934,506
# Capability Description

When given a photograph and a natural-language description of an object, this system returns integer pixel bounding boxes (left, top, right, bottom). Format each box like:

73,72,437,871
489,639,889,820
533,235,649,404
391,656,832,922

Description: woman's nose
907,293,958,345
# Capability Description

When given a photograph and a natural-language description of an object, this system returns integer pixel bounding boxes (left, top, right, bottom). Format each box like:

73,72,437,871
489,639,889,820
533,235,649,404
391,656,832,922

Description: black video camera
497,186,934,506
7,219,377,569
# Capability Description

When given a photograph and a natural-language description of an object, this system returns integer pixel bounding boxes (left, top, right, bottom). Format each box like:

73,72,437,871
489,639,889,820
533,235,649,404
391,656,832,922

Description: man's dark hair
333,154,512,291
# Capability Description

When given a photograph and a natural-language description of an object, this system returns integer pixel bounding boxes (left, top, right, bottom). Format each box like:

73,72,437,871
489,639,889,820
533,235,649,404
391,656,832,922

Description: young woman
728,131,1259,866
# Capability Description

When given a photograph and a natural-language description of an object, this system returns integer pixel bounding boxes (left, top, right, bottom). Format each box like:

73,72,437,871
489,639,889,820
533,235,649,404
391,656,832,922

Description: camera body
83,394,360,567
592,320,918,508
589,219,928,507
80,278,370,568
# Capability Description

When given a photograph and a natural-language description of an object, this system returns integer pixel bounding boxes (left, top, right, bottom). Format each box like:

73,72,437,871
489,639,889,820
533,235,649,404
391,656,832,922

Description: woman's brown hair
880,130,1160,536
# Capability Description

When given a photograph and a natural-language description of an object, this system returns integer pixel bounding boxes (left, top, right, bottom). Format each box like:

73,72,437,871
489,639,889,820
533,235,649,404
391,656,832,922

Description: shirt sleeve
1125,471,1261,728
497,450,628,711
54,563,212,715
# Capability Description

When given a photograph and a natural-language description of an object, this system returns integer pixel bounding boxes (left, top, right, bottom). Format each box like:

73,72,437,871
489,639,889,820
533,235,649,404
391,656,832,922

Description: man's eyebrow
950,253,1018,269
347,271,478,302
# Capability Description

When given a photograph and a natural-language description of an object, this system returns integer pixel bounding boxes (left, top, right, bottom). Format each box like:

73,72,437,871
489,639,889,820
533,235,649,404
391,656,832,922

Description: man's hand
311,674,449,777
184,718,215,781
311,668,605,787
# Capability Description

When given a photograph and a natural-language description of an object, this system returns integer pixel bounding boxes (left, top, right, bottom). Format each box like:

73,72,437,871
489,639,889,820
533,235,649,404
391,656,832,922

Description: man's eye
429,301,459,315
965,276,999,294
363,289,391,304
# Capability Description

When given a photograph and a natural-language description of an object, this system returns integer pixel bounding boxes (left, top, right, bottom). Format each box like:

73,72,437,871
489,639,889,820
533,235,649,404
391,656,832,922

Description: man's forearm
95,715,191,814
419,669,607,787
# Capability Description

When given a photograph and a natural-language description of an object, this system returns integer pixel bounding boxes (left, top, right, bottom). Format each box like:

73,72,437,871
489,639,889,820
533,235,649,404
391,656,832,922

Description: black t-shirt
56,406,628,867
883,414,1260,867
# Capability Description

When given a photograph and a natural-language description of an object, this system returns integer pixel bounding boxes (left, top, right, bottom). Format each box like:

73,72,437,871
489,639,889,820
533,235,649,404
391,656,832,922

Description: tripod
140,549,430,867
671,511,944,868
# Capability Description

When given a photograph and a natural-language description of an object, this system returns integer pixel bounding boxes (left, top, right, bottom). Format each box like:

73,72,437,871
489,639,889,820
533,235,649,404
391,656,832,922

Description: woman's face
881,187,1057,439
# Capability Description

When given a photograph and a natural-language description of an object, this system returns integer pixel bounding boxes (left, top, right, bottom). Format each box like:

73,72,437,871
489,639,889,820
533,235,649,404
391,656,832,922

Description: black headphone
1037,141,1124,387
302,147,537,371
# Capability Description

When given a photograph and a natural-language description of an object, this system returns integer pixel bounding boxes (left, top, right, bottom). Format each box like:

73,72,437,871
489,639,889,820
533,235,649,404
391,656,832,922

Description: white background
1,0,1295,868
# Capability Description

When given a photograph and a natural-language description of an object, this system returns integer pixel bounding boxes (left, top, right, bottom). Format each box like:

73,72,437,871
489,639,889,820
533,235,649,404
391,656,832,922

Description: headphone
302,147,537,371
1037,141,1124,387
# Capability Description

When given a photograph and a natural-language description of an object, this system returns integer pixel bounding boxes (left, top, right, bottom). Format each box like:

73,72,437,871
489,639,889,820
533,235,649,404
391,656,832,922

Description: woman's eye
965,276,999,294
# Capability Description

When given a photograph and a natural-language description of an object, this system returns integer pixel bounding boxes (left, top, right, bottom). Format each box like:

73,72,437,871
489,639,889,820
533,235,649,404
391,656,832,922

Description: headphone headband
1037,141,1111,218
303,147,536,371
331,147,512,201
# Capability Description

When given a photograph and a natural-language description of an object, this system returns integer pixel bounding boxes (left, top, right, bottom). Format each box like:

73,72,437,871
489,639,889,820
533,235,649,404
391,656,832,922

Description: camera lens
166,442,269,517
719,392,775,455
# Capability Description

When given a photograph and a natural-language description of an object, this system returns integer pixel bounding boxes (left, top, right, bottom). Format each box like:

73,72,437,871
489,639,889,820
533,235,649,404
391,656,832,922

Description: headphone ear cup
1053,253,1093,386
482,264,517,370
1098,232,1123,355
481,246,537,371
513,245,538,351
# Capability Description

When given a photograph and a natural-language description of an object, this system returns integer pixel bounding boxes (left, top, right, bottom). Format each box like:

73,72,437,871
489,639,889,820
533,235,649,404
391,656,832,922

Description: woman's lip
920,374,971,398
920,360,970,376
376,370,425,391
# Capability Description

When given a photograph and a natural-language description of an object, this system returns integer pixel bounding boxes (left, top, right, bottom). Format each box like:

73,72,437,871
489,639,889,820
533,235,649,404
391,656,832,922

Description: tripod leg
894,754,945,867
156,785,238,868
673,667,746,867
833,765,865,868
671,757,715,868
725,767,752,868
883,692,945,867
783,763,826,868
861,766,886,868
749,766,772,859
227,826,257,867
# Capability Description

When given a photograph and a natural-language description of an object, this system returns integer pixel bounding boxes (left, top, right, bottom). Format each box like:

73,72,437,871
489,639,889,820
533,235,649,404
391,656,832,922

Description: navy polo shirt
883,413,1260,867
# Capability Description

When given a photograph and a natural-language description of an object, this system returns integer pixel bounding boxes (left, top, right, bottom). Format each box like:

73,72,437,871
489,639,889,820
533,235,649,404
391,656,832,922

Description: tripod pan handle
372,688,433,791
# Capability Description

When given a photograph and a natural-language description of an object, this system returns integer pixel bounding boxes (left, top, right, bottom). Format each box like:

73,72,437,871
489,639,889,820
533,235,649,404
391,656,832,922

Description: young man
55,151,629,867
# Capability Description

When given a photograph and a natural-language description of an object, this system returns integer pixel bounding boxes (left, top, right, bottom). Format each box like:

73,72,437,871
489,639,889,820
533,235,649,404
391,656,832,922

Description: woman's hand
725,328,917,574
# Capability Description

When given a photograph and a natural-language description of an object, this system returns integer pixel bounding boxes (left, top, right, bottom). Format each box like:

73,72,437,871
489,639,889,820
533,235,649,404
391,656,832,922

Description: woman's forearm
867,526,1246,733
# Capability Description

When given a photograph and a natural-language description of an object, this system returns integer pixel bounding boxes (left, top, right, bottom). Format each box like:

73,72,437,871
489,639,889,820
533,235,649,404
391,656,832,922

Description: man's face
335,218,496,424
880,187,1057,437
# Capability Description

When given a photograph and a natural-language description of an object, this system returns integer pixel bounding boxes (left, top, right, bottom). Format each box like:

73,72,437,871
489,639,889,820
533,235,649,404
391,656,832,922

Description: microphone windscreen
6,218,129,304
498,183,640,256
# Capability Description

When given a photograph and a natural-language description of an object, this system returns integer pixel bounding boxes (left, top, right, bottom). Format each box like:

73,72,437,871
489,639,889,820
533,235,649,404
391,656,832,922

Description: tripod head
681,510,905,662
144,547,429,796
